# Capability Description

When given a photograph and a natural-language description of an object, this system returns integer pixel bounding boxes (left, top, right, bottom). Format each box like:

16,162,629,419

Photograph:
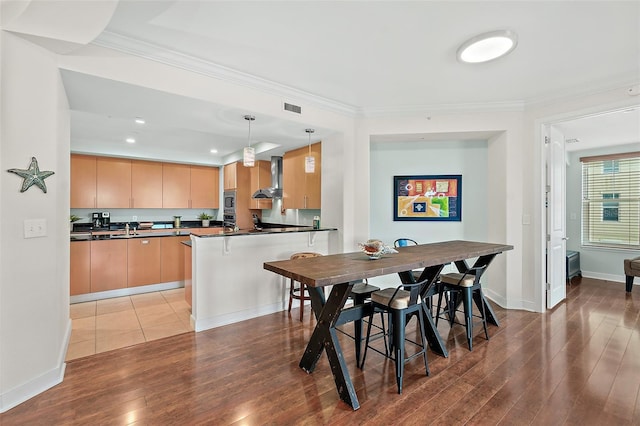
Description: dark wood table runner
264,240,513,410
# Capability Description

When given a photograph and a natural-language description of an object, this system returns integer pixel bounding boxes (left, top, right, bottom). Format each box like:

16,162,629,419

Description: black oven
223,213,236,229
223,190,236,213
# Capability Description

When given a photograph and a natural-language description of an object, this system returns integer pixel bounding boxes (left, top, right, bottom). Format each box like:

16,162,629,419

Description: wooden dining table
263,240,513,410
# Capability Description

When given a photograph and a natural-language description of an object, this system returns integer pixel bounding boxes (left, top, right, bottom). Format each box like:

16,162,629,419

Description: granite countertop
191,226,336,238
71,223,335,241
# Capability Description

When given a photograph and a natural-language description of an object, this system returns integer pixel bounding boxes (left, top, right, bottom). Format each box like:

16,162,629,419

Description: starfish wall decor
7,157,55,193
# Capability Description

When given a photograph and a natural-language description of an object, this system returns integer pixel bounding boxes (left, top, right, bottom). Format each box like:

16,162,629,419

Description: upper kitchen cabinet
71,154,97,208
131,160,163,208
249,160,273,209
190,165,220,209
96,157,132,208
162,163,191,208
282,142,321,209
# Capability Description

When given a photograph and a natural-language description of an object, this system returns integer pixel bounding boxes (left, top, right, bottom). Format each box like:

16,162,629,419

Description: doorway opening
541,104,640,311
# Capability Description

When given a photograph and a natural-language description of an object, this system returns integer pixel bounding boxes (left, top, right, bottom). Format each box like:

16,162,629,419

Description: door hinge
544,136,550,144
546,234,551,242
546,282,551,290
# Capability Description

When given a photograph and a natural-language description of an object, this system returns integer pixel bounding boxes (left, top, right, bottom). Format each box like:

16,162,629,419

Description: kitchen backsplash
70,208,219,225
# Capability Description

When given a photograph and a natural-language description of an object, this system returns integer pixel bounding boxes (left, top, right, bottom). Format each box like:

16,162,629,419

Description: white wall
0,33,70,413
566,144,640,282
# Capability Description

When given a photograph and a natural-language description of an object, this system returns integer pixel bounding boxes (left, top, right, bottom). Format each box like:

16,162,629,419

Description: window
602,193,619,221
603,160,619,174
581,153,640,249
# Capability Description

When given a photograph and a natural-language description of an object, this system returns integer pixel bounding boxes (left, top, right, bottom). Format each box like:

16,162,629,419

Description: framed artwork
393,175,462,221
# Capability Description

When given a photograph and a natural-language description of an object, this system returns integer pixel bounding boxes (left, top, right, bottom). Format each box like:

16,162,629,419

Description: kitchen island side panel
191,230,333,331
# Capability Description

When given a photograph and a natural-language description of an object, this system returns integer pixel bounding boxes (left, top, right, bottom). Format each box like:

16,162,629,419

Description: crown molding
359,100,526,117
92,31,359,117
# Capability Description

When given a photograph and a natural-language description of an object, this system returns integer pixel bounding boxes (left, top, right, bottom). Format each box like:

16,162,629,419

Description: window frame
580,152,640,250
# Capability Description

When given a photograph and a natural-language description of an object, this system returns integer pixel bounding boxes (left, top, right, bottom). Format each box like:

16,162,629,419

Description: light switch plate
24,219,47,238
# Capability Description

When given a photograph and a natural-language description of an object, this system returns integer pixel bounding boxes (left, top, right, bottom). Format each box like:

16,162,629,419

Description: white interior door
546,125,567,309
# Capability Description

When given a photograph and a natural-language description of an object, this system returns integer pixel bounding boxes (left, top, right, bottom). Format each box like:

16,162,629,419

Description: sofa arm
625,256,640,276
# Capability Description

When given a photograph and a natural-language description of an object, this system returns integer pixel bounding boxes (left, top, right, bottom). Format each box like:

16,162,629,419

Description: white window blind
580,152,640,249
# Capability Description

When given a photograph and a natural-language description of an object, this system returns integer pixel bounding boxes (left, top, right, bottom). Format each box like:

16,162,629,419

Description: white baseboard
194,301,285,332
70,281,183,304
482,287,539,313
0,318,71,413
581,271,637,285
0,358,66,414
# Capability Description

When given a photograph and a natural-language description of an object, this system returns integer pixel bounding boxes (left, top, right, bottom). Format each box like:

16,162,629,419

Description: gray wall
368,139,488,285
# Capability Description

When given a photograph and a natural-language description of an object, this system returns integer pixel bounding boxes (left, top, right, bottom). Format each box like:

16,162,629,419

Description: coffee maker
91,212,110,229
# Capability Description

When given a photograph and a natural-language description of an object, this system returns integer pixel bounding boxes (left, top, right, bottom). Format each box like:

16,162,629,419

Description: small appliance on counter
252,213,263,231
91,211,110,229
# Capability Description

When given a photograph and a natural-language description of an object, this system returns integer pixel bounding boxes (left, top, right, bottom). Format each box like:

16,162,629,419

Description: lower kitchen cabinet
128,237,161,287
90,239,127,292
70,240,91,295
160,235,191,283
184,244,192,307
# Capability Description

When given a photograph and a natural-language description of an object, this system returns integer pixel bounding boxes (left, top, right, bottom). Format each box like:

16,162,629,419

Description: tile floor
67,288,193,361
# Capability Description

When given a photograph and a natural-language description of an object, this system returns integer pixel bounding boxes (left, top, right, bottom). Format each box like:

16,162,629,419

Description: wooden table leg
300,283,360,410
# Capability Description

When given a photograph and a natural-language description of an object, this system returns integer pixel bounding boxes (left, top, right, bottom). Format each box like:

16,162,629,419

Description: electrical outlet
24,218,47,238
132,216,138,221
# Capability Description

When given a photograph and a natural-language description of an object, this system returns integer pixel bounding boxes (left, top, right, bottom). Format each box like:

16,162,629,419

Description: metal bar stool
361,279,430,394
287,252,323,321
436,265,490,351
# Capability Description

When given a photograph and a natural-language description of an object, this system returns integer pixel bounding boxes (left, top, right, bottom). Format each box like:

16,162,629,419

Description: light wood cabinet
160,235,190,283
162,163,191,208
190,165,219,209
70,241,91,296
96,157,132,208
249,160,273,209
184,244,192,307
131,160,163,208
70,155,97,208
224,161,253,229
90,239,127,292
127,238,161,287
223,162,237,190
282,142,321,209
72,154,219,209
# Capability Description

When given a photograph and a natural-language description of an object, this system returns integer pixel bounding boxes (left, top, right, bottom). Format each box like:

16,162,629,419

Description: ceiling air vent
283,102,302,114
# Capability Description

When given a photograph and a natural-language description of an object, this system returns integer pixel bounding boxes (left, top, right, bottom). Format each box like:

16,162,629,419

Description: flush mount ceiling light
243,115,256,167
457,29,518,64
125,137,136,144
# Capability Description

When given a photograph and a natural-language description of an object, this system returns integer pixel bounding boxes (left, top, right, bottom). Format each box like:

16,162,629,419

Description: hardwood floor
1,277,638,425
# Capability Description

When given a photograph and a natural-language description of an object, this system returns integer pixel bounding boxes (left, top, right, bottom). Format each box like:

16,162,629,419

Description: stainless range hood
252,156,283,199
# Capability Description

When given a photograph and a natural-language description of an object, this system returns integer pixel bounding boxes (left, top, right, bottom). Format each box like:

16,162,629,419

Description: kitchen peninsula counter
188,227,337,332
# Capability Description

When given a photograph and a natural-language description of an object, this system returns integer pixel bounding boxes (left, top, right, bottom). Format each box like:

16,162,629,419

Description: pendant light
243,115,256,167
305,128,315,173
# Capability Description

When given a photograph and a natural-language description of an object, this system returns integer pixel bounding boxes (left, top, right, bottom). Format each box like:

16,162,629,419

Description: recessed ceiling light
457,30,518,64
134,117,145,125
210,149,218,154
125,137,136,144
